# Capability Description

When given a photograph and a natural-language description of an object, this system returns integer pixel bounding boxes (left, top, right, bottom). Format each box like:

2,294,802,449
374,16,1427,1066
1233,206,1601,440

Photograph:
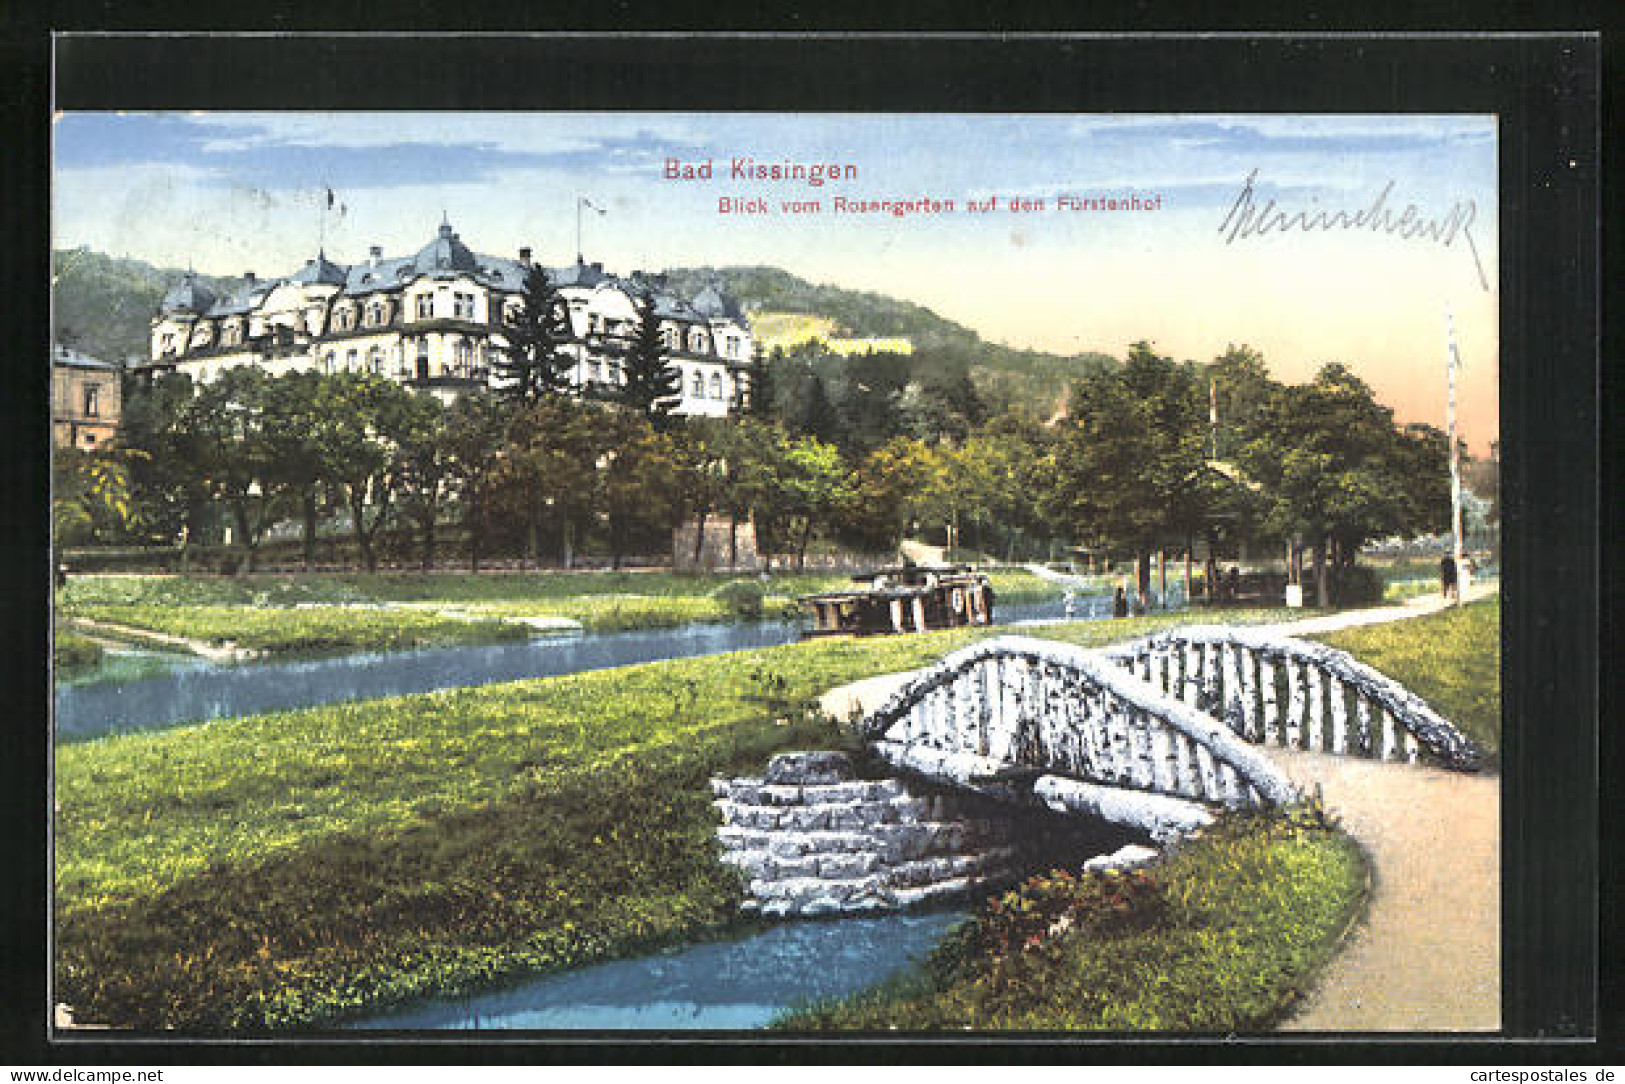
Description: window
691,371,704,397
709,372,723,400
321,352,335,374
83,386,99,417
415,294,433,320
368,302,386,327
367,346,384,374
346,349,359,372
453,338,472,375
454,292,475,320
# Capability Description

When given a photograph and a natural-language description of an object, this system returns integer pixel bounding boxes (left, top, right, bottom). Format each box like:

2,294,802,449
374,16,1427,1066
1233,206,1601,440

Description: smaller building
801,565,994,637
52,345,121,451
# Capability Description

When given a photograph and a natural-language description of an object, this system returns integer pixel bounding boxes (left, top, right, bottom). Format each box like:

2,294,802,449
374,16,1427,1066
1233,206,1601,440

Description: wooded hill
51,248,1116,415
660,265,1116,415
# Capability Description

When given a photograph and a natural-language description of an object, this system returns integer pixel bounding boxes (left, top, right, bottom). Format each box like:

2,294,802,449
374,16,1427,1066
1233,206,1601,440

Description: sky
52,112,1498,452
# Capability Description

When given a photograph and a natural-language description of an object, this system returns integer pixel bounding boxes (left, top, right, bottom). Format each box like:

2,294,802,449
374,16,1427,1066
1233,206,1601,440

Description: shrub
929,867,1163,982
711,579,766,619
1329,564,1384,606
54,629,103,673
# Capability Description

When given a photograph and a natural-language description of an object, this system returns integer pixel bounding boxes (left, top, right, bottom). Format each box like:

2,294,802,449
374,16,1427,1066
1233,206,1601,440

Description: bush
929,868,1163,982
710,579,766,619
1329,564,1384,606
53,629,103,673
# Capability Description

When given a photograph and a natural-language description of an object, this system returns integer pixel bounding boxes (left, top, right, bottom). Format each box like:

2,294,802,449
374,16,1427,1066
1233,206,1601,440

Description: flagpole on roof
577,195,605,264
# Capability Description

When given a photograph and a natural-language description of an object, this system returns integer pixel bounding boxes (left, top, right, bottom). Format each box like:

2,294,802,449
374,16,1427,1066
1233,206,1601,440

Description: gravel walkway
1268,747,1500,1032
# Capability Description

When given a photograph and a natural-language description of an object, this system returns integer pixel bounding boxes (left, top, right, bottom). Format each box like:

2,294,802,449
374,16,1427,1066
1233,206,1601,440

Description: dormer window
415,294,433,320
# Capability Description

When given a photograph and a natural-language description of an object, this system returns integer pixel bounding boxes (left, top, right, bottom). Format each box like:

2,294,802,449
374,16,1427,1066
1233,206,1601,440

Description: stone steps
713,749,1028,917
723,845,1017,885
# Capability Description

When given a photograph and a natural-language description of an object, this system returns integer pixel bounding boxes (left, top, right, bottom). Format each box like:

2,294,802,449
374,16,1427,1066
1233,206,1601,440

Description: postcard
46,98,1519,1042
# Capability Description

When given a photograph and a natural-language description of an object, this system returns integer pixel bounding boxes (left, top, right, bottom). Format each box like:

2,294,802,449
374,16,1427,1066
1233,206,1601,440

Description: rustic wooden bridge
856,630,1481,839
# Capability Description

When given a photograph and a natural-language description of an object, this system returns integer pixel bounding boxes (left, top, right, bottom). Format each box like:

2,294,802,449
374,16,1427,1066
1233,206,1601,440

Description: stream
55,596,1142,740
347,908,967,1030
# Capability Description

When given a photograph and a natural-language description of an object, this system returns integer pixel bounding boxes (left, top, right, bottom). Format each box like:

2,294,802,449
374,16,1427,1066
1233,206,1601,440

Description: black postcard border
3,29,1606,1063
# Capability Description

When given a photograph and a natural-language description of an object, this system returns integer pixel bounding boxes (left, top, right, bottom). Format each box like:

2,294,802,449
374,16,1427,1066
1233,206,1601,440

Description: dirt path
1267,748,1500,1032
62,616,258,662
898,540,947,566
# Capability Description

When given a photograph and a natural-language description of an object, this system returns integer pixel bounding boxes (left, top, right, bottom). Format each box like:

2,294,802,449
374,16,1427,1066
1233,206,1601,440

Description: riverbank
54,606,1279,1031
54,569,1064,656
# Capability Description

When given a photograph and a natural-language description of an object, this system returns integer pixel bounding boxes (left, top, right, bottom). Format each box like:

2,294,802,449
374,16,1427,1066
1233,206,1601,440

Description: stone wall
673,516,760,571
712,751,1148,918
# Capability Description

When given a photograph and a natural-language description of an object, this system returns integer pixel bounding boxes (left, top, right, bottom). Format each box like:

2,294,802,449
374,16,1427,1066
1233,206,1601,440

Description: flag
581,196,606,215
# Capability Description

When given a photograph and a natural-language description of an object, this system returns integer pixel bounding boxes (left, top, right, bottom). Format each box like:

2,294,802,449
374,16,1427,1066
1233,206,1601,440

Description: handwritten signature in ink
1218,169,1489,291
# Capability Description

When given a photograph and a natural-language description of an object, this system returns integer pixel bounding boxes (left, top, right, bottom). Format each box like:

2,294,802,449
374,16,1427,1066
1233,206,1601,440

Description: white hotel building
143,218,755,417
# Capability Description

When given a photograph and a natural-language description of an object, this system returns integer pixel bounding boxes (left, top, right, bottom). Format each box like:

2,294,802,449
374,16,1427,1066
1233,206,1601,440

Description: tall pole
1209,378,1219,461
1445,303,1466,602
575,194,582,262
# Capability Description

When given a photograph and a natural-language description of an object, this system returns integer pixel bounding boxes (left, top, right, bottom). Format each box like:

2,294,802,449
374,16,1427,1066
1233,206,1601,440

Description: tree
1045,342,1210,599
393,393,451,570
710,417,783,567
834,436,936,553
617,291,682,426
53,446,141,546
442,392,511,571
832,350,912,454
1238,363,1449,606
494,263,574,402
790,370,840,444
117,371,206,548
186,367,280,573
777,436,851,569
491,397,602,568
743,344,776,419
317,373,421,572
599,415,684,570
260,371,336,569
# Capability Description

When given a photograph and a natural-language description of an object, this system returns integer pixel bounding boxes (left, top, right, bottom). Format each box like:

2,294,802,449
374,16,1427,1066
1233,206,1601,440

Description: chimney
518,246,532,264
369,245,382,263
244,271,257,285
591,261,603,273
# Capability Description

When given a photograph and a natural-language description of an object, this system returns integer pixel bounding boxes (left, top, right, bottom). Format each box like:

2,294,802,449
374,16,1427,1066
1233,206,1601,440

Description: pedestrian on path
1440,554,1458,601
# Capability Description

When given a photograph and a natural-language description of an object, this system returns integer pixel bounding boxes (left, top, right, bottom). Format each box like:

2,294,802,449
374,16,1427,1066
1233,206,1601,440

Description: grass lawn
55,606,1291,1031
54,569,1064,651
775,808,1367,1031
1311,595,1501,766
66,604,533,655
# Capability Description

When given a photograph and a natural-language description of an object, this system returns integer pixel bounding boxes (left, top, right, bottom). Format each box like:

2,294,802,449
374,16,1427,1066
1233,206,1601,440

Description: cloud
54,112,716,193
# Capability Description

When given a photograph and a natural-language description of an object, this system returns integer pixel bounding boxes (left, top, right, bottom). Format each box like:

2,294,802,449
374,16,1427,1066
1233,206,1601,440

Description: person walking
1439,554,1458,601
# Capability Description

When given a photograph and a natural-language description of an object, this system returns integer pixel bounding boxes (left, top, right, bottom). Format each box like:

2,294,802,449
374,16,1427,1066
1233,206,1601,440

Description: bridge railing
859,635,1300,812
1100,626,1482,771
